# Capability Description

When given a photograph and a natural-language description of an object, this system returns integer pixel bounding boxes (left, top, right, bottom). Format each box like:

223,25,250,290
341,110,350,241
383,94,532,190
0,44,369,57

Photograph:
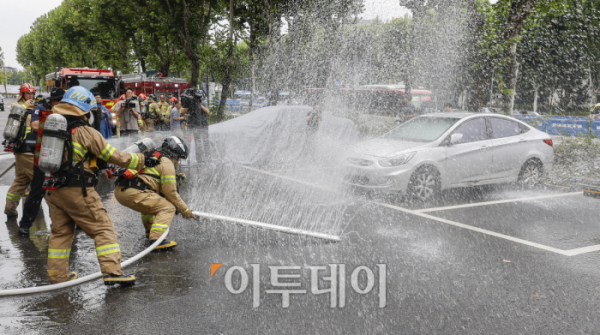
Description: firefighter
144,94,159,134
114,136,198,250
111,94,126,136
157,94,171,131
17,88,65,235
136,93,146,133
4,83,37,218
43,86,158,285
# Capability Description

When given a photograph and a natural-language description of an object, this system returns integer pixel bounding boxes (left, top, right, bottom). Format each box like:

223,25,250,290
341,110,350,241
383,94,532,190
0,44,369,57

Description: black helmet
148,94,156,101
162,136,188,159
182,88,204,102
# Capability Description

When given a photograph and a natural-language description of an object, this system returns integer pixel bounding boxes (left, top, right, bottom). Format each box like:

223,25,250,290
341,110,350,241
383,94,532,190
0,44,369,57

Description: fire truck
120,73,190,98
45,68,191,126
45,67,121,124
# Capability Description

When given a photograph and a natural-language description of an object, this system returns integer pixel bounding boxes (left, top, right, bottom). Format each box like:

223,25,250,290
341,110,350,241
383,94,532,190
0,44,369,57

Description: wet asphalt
2,99,600,334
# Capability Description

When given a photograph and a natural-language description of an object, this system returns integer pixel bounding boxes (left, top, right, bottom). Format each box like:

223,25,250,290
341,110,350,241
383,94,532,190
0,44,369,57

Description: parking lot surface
1,156,600,334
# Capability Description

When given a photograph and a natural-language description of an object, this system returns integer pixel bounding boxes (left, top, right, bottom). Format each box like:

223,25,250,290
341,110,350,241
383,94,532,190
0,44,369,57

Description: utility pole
490,72,494,106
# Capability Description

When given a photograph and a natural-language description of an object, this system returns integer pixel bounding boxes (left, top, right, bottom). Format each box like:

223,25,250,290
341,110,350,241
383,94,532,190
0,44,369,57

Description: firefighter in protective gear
112,95,126,136
136,94,145,132
45,86,152,286
114,136,198,251
5,83,37,217
157,95,171,130
144,94,159,133
18,88,66,236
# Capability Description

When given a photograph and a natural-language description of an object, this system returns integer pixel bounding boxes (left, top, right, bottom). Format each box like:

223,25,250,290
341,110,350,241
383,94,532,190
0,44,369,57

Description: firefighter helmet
59,86,97,114
162,136,188,159
139,93,147,100
19,83,36,95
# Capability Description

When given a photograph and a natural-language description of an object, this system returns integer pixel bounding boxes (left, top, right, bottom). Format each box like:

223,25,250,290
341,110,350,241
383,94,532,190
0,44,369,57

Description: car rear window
490,117,528,138
385,117,460,142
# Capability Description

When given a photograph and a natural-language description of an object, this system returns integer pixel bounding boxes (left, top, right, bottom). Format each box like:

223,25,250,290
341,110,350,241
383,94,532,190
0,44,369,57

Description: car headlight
378,152,416,167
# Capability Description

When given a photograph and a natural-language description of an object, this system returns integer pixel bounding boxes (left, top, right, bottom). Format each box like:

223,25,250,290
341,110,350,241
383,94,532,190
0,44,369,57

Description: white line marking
563,245,600,256
416,192,583,213
372,201,570,256
238,164,594,257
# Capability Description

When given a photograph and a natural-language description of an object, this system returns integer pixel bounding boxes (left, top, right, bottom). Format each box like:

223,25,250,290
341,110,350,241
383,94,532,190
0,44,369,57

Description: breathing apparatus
37,86,97,192
2,104,30,152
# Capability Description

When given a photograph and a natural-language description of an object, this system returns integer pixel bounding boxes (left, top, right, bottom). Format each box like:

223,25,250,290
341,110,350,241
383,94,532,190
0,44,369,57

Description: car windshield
68,78,117,99
384,117,460,142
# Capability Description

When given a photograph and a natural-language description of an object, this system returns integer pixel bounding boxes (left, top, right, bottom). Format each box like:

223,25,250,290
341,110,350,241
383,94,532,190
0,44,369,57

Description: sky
0,0,63,69
0,0,497,70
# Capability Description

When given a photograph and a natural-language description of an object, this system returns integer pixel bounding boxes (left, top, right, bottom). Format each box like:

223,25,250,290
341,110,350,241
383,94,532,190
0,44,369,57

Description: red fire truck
120,73,190,98
45,68,191,125
45,67,121,124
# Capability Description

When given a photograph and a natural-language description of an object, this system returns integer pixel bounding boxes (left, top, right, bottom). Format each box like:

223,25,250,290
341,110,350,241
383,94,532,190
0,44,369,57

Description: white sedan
343,112,554,201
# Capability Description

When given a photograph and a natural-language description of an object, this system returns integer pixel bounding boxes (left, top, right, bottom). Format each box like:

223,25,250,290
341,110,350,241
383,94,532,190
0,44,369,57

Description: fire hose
0,162,16,179
192,211,341,242
0,228,169,297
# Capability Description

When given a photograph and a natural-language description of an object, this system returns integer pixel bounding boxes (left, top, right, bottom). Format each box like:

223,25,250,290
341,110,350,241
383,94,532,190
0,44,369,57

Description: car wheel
518,159,542,188
407,165,441,202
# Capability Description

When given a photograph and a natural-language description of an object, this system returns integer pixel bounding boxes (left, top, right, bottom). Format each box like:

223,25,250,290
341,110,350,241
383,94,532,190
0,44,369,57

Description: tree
160,0,217,86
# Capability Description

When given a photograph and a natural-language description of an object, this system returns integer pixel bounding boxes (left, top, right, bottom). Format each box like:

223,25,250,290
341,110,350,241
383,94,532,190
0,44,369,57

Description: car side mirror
450,133,463,145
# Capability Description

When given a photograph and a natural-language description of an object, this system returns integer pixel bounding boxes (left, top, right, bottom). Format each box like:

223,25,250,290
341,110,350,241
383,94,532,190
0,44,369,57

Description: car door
444,117,493,185
488,117,531,179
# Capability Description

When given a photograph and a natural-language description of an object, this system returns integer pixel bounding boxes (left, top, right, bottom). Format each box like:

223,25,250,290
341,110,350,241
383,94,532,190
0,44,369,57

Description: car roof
421,112,475,118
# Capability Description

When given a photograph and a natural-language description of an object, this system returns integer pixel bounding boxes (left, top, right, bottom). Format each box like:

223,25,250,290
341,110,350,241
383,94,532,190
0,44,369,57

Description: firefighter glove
181,208,198,220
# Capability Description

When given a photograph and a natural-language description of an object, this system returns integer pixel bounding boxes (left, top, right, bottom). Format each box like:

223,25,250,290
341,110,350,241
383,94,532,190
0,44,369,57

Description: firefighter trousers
45,187,124,283
113,186,177,241
19,165,45,229
5,153,34,216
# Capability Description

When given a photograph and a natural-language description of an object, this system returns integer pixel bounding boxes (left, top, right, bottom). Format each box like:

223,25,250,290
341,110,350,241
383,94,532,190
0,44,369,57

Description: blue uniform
98,104,114,139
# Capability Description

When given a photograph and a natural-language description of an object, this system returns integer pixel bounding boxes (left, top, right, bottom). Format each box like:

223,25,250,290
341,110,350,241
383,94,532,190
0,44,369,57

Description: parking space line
237,165,590,257
415,192,582,213
563,245,600,256
372,201,570,256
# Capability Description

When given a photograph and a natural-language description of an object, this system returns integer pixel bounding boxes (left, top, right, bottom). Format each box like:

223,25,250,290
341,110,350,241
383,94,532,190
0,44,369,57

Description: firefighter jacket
71,126,145,174
148,102,159,119
157,101,171,123
136,156,188,213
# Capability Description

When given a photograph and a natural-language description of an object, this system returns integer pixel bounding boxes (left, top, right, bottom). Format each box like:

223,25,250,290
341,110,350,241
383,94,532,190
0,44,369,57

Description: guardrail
513,115,599,137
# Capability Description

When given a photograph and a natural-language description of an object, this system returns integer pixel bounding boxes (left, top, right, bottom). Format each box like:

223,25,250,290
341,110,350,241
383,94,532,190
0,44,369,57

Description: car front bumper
342,161,415,193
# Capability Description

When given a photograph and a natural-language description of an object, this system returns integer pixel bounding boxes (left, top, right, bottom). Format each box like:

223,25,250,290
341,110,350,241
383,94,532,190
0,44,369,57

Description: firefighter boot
68,272,78,281
4,199,19,218
18,226,29,236
150,238,177,251
103,274,136,286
